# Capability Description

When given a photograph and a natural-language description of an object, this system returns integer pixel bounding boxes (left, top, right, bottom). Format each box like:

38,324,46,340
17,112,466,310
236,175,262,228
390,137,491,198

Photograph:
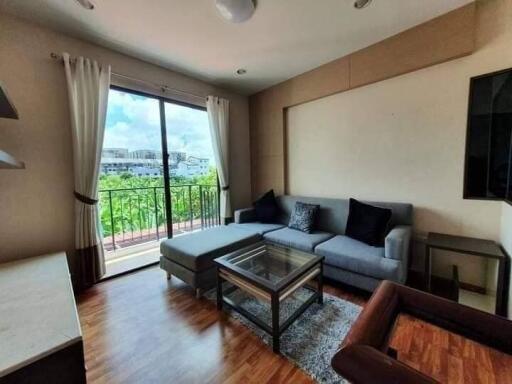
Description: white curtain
206,96,231,221
63,52,111,287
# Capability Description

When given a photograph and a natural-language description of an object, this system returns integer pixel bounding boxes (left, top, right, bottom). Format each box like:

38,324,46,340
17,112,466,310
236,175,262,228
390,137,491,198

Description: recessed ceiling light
236,69,247,75
75,0,95,10
215,0,255,23
354,0,372,9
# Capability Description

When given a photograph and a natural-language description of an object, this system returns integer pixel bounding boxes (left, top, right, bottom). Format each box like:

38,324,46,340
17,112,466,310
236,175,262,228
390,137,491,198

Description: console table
0,253,86,383
424,232,508,317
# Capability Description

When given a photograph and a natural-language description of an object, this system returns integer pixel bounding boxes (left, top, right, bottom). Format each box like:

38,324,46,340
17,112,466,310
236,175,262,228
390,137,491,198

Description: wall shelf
0,150,25,169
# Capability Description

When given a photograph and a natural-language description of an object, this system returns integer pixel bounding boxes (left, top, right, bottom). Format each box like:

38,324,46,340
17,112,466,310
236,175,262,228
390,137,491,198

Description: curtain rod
50,52,206,101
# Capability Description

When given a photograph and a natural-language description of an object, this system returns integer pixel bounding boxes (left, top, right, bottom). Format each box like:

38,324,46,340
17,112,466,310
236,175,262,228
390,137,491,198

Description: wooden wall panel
349,4,476,88
280,56,351,107
249,3,476,199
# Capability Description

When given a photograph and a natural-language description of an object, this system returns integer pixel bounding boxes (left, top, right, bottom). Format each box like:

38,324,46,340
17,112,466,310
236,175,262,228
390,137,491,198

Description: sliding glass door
165,101,219,236
99,88,166,255
99,86,218,276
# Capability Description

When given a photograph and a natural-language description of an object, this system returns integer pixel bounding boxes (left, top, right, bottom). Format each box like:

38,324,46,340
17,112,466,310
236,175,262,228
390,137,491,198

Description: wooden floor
77,266,512,384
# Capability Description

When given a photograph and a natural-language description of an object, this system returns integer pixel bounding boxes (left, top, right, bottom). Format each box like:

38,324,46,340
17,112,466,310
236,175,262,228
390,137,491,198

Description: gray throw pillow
288,202,319,233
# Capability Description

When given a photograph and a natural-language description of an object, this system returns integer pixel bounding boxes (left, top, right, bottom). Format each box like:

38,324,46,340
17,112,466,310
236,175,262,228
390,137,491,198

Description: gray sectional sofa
159,226,261,296
160,195,413,296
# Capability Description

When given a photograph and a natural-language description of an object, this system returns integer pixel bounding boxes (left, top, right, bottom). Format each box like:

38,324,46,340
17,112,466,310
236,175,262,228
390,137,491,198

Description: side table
424,232,508,316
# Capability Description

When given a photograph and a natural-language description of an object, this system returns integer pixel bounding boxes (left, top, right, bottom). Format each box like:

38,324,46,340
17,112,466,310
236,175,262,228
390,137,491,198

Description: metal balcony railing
99,184,219,252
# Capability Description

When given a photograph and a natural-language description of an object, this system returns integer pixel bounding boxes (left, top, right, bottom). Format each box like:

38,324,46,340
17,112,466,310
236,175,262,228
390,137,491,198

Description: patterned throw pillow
288,202,319,233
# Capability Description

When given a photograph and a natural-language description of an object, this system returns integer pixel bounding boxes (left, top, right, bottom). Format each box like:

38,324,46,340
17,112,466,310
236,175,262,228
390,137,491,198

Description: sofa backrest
275,195,413,235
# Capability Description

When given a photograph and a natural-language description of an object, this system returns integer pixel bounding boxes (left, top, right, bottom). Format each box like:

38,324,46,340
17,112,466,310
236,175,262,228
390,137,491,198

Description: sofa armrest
384,225,412,261
332,281,512,384
234,207,256,223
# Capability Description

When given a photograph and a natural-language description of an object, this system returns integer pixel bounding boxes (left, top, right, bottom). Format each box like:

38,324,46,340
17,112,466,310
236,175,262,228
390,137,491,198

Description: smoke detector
215,0,255,23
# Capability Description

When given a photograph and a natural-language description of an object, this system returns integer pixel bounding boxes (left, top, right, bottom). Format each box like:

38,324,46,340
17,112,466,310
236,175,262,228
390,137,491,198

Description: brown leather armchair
331,280,512,384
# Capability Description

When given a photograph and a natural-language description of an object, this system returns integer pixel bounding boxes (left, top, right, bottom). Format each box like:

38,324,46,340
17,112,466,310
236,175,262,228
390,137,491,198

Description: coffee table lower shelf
216,263,323,353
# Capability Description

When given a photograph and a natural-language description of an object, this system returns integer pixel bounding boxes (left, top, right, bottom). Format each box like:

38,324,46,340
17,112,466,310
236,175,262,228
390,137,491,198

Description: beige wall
285,0,511,287
286,38,504,238
0,13,252,276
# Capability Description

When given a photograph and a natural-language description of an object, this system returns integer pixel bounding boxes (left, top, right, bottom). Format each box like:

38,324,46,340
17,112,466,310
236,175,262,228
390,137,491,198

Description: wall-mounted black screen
464,67,512,204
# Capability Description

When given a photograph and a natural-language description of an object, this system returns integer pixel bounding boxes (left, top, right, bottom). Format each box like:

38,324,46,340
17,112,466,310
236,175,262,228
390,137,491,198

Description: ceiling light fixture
75,0,95,10
354,0,372,9
215,0,255,23
236,68,247,75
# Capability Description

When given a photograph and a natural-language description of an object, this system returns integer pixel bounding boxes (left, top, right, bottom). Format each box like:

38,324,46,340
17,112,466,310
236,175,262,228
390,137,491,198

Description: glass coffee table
214,241,324,353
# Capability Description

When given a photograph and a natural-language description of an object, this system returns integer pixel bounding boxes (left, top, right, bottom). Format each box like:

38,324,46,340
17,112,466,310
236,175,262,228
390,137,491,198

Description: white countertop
0,252,82,377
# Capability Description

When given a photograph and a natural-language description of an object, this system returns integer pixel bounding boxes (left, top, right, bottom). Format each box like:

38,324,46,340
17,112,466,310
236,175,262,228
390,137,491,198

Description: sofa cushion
253,189,279,223
314,235,402,281
160,226,261,271
288,202,319,233
345,198,392,246
263,227,334,252
276,195,413,234
229,222,285,235
234,207,256,223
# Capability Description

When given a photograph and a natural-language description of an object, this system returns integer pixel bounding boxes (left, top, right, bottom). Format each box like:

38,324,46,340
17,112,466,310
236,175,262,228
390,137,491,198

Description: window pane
165,102,219,234
99,89,166,268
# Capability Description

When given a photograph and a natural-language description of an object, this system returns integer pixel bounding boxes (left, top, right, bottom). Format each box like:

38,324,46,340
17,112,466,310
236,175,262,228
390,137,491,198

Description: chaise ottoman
159,226,261,297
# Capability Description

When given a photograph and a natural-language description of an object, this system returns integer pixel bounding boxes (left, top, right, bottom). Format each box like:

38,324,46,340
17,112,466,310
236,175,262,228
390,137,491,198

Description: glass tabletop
217,241,322,288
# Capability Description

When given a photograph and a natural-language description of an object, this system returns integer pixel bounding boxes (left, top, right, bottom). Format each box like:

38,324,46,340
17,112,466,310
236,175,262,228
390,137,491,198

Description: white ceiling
0,0,473,95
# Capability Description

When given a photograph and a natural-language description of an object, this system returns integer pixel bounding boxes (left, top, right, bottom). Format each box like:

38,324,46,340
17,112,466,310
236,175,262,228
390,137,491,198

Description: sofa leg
166,272,171,280
195,288,202,299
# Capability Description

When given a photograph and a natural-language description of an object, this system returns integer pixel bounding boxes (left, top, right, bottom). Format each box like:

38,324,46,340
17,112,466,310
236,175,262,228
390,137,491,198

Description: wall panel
249,3,477,198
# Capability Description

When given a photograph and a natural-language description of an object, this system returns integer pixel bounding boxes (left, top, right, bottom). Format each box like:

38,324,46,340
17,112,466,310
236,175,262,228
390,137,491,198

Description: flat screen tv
464,67,512,203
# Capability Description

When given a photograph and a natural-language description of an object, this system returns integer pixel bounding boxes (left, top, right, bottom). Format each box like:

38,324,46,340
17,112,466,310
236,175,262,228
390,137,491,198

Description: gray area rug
206,287,361,383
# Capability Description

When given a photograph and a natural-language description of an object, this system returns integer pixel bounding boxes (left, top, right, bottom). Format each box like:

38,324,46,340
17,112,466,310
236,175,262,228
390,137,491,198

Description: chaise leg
166,272,171,280
195,288,202,299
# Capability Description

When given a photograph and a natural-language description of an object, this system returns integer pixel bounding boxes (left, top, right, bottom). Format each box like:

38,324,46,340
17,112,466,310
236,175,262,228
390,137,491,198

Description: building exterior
130,149,162,160
102,148,129,159
101,148,210,178
128,166,161,177
169,151,187,163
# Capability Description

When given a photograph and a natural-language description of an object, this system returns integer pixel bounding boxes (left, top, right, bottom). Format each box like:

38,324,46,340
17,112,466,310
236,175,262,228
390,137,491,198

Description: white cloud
104,89,214,164
108,90,160,126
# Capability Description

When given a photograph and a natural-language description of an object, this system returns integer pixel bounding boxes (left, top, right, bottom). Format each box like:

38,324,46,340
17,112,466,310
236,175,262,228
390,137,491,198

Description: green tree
99,167,218,238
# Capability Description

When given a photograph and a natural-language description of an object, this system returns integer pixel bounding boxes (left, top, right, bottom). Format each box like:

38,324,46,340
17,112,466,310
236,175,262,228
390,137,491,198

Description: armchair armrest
331,281,512,384
385,225,412,261
332,344,434,384
234,207,256,223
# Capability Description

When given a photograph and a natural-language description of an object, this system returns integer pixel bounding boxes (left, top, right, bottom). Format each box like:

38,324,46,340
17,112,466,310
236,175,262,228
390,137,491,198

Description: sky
103,89,215,164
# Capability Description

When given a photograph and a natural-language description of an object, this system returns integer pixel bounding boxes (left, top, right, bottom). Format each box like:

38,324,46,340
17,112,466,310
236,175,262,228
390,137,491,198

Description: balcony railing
99,184,219,252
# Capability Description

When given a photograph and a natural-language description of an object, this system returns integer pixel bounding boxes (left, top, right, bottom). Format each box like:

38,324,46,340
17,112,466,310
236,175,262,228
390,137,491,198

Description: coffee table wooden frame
214,241,324,353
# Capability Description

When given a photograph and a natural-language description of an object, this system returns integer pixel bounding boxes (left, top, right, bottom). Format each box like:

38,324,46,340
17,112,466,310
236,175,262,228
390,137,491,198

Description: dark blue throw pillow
288,202,319,233
345,198,392,246
253,189,279,223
